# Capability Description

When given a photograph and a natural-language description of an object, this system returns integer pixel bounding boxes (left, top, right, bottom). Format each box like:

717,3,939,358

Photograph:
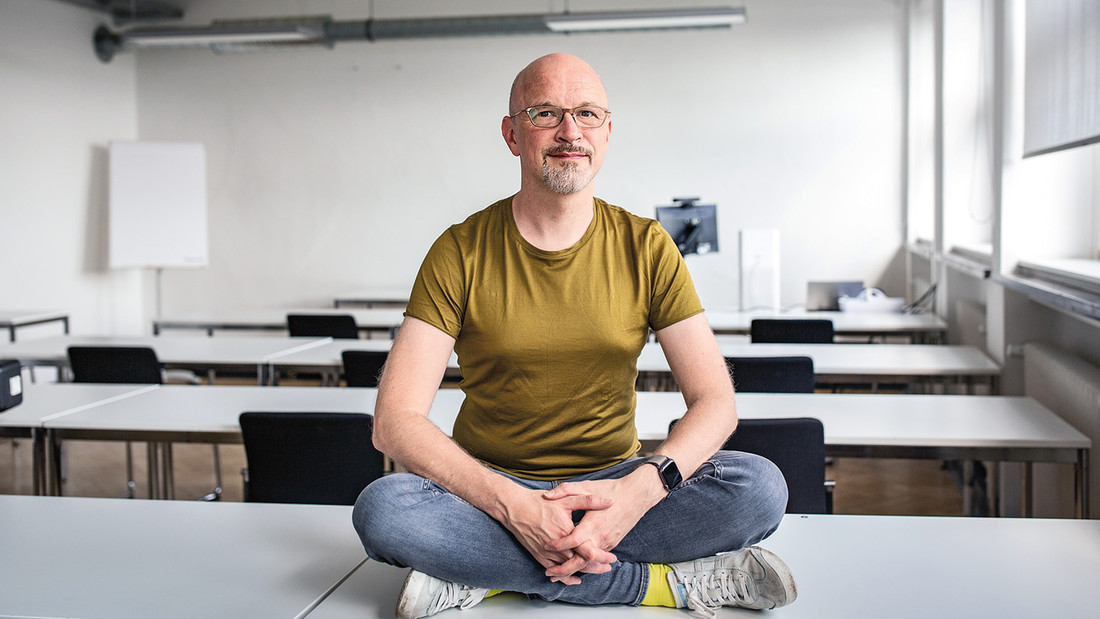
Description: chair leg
124,441,136,499
198,445,222,501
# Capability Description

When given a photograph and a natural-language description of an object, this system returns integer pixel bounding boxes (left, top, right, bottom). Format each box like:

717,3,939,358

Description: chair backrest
667,416,828,514
750,318,835,343
723,417,828,514
286,314,360,339
238,411,385,505
67,346,163,384
725,356,815,393
341,350,388,388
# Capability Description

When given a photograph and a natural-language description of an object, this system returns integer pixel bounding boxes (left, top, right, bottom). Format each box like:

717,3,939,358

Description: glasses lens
573,107,606,128
528,106,564,127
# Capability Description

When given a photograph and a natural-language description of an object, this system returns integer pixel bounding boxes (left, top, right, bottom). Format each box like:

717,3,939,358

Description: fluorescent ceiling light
120,18,328,49
126,29,319,48
544,7,745,32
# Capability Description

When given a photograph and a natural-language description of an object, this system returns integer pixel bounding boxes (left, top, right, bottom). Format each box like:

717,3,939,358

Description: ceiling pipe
94,7,746,63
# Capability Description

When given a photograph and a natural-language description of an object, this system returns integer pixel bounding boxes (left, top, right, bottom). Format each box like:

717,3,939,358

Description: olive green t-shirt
406,196,703,480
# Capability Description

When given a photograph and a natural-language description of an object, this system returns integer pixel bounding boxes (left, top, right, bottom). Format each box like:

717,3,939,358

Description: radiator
1023,342,1100,518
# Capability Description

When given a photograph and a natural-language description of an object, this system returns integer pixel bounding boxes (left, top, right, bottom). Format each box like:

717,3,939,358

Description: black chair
239,412,385,505
67,346,223,501
668,416,831,514
67,346,163,385
341,350,388,388
722,417,830,514
750,319,834,344
287,314,360,339
725,356,815,393
67,346,162,499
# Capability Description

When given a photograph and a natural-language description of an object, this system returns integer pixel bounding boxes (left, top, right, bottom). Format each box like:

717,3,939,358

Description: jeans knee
716,451,788,540
750,454,789,527
352,474,416,563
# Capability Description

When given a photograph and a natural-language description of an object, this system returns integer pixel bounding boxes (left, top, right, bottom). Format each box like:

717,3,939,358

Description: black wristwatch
644,455,682,491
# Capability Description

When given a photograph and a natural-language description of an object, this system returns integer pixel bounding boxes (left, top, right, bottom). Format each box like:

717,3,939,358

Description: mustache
543,144,592,158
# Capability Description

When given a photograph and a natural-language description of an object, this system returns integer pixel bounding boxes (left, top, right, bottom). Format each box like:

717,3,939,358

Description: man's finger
550,493,612,512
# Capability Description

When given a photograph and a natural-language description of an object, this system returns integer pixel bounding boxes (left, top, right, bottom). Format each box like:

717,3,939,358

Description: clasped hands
501,473,662,586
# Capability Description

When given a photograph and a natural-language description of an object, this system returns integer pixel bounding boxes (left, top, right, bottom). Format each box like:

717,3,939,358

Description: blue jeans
352,451,787,606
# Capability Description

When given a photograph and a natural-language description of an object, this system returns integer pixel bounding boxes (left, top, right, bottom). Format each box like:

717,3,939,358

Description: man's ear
502,116,521,156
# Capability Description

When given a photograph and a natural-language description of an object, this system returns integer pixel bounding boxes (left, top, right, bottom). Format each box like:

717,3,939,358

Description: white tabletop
31,385,1084,458
0,382,155,434
271,338,458,371
333,286,412,307
705,308,947,336
266,339,1000,383
1,334,332,373
640,342,1001,378
153,307,407,334
308,513,1100,619
423,389,1089,455
45,384,376,442
0,308,69,325
0,495,365,619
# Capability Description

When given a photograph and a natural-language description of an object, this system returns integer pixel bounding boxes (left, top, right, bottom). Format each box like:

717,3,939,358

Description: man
353,53,796,618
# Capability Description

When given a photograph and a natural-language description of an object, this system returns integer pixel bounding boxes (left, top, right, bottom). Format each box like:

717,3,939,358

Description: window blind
1023,0,1100,157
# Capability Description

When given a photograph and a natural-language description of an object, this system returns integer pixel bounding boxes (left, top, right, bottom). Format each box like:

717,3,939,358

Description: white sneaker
396,570,490,619
668,547,796,617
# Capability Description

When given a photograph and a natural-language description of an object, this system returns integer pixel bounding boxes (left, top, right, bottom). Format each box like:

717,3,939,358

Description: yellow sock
486,590,503,598
640,563,678,608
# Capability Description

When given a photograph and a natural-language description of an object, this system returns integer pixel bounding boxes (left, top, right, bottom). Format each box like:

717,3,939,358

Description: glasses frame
510,105,612,129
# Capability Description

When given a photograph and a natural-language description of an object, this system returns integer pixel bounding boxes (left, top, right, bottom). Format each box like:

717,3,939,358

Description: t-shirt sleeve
647,222,704,331
405,228,466,339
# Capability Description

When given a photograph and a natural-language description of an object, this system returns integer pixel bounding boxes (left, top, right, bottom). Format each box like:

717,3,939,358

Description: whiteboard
109,141,208,269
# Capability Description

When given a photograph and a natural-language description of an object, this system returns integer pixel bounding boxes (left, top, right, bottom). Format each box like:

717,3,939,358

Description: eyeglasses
511,105,611,129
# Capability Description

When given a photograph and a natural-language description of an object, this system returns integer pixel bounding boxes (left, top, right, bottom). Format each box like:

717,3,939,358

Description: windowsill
943,244,992,279
993,259,1100,323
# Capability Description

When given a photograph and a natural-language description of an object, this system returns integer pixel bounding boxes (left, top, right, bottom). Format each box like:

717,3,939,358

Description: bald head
508,53,608,115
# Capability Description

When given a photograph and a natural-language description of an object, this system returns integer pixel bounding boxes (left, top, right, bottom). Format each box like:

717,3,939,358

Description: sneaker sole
396,570,433,619
747,546,798,608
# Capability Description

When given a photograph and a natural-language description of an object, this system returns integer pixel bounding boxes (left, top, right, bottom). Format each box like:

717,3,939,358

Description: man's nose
555,112,584,142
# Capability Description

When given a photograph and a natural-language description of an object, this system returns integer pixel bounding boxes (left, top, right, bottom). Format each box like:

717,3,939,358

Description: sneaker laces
426,582,489,616
683,569,754,619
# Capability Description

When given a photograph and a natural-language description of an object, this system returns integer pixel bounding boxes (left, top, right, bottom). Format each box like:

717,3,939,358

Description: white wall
135,0,906,320
1,0,907,334
0,0,144,336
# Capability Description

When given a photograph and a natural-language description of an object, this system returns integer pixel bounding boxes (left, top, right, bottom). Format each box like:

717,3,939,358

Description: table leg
164,443,174,500
46,431,63,496
31,428,45,496
147,443,159,499
1078,449,1090,519
1022,462,1032,518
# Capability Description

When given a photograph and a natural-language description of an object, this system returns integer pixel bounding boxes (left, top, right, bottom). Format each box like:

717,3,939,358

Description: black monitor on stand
655,197,718,256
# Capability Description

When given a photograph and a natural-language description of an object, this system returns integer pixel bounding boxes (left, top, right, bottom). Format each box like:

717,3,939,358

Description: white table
0,382,156,495
153,307,407,337
270,339,461,384
640,342,1001,393
33,385,1085,515
0,495,366,619
332,286,411,308
705,308,947,342
308,513,1100,619
425,390,1088,517
42,384,376,499
1,334,333,384
0,309,69,341
267,340,1001,393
